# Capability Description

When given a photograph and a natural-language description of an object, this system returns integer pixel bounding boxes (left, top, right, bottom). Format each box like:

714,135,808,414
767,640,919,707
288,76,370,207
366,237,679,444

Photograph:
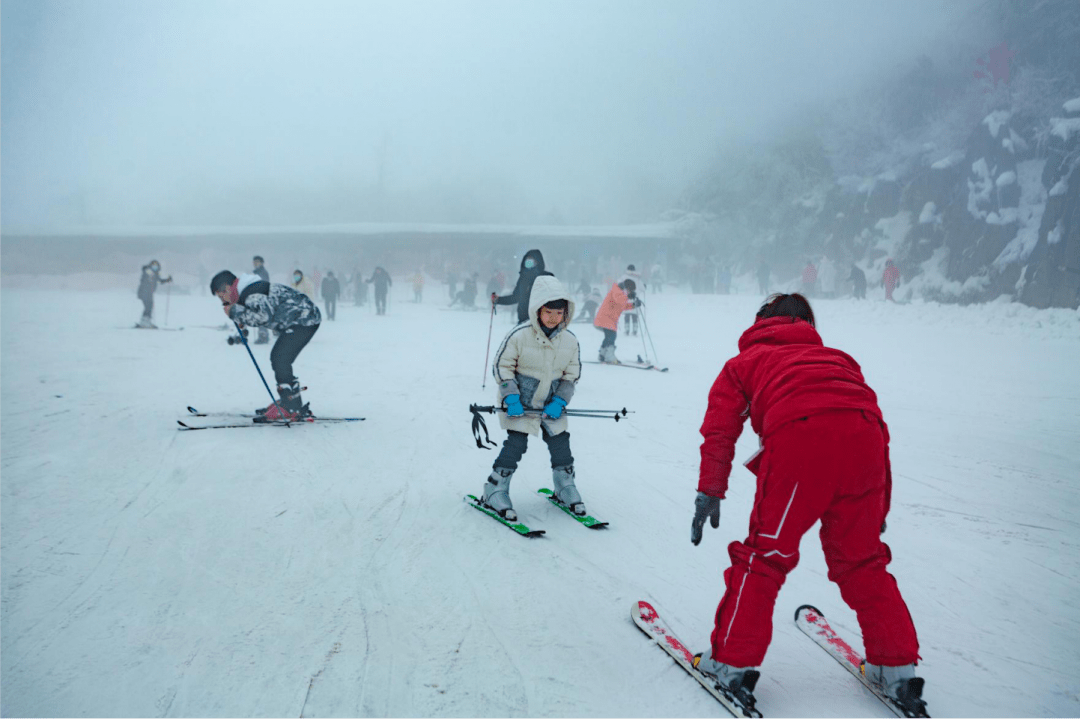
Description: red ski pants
710,410,919,667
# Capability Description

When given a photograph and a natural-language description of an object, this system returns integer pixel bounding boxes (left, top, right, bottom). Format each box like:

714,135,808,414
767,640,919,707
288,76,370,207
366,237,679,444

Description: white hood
527,275,575,333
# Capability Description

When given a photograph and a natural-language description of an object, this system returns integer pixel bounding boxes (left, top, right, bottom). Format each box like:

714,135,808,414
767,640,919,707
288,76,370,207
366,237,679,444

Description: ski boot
257,381,304,422
598,345,619,364
256,385,307,414
136,317,157,329
482,468,516,521
552,465,586,516
692,650,760,715
862,662,928,717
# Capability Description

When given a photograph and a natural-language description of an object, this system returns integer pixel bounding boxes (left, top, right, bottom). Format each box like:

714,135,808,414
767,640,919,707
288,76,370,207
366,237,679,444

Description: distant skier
446,271,458,301
321,271,341,321
757,261,770,295
252,256,270,343
450,273,479,308
818,257,837,299
480,275,583,520
593,279,639,363
291,269,316,300
210,270,322,420
849,264,867,299
367,266,392,315
578,286,601,322
717,265,731,294
801,260,817,297
690,292,924,716
650,262,664,293
883,259,901,302
492,249,554,324
136,260,172,328
352,267,368,306
412,270,425,303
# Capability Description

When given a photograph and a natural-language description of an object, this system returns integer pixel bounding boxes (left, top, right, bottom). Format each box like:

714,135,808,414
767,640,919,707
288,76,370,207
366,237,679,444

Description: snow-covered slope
2,286,1078,717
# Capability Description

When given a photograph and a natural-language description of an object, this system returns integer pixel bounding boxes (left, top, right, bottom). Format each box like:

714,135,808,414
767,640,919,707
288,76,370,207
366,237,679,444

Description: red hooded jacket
698,316,889,499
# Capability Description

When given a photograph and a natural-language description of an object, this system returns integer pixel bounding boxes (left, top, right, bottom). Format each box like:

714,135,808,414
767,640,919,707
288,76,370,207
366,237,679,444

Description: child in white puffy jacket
481,275,583,521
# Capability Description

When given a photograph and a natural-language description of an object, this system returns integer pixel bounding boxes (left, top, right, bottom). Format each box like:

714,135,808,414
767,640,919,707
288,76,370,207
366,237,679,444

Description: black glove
691,492,721,546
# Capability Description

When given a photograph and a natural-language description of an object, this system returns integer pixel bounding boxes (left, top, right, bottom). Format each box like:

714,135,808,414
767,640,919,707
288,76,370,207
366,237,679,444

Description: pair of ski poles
469,403,633,449
636,300,660,366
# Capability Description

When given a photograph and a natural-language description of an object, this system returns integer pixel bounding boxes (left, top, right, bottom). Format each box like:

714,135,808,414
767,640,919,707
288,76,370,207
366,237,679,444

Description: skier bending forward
691,292,925,715
482,275,584,520
211,270,322,420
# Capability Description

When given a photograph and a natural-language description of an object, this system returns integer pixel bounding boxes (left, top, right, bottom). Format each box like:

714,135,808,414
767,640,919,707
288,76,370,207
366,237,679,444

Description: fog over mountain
1,0,982,230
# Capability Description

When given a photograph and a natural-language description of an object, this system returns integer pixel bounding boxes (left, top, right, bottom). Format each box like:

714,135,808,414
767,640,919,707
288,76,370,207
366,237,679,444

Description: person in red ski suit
883,259,901,302
690,292,923,710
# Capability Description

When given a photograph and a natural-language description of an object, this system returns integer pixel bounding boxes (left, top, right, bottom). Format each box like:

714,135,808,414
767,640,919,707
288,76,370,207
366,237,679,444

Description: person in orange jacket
593,279,638,363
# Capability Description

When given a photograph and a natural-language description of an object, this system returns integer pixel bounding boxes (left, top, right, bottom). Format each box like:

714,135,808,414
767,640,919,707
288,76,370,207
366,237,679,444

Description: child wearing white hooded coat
482,275,584,520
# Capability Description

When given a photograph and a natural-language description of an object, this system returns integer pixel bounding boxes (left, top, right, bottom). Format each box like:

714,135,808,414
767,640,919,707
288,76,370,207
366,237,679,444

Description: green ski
537,488,609,529
463,495,545,537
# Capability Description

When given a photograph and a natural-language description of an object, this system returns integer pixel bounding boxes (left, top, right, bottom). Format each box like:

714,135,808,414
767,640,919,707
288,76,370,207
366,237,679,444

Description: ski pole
233,319,289,420
481,301,496,389
638,308,650,364
165,282,171,328
639,302,660,366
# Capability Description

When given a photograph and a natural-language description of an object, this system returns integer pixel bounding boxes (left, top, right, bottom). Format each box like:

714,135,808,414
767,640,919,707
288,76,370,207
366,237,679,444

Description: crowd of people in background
140,246,909,332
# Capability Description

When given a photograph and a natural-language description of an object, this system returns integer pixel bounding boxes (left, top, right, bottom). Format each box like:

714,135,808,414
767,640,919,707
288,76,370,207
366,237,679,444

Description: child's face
539,306,565,328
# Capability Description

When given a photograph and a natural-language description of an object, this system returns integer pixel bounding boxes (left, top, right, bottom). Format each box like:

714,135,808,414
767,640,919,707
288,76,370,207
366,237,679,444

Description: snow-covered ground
2,284,1078,717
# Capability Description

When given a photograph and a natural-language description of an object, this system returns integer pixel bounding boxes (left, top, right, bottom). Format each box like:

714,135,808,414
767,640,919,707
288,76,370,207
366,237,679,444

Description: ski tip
794,604,823,621
187,406,198,414
633,600,659,622
586,521,610,530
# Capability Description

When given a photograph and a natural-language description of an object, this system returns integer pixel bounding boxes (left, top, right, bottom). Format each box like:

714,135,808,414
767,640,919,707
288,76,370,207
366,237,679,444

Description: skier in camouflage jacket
210,270,321,420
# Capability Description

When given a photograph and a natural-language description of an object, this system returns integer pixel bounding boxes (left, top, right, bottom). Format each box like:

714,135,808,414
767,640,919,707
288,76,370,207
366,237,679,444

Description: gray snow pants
493,428,573,471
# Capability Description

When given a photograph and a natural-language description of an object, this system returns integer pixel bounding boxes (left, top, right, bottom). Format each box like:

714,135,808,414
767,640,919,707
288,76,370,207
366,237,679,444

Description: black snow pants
270,324,319,385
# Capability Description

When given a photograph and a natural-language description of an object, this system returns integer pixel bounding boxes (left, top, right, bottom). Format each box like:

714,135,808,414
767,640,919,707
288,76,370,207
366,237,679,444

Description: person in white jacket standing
482,275,584,520
818,257,837,299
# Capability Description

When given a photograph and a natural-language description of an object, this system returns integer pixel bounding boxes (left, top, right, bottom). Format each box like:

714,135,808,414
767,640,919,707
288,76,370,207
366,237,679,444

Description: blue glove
543,397,568,419
504,395,525,417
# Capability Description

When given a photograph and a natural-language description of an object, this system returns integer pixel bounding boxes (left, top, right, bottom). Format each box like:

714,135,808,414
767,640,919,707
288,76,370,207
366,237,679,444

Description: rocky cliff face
678,1,1080,309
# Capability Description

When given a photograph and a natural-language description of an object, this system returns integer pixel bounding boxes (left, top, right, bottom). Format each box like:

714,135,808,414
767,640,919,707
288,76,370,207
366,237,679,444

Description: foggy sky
1,0,982,231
